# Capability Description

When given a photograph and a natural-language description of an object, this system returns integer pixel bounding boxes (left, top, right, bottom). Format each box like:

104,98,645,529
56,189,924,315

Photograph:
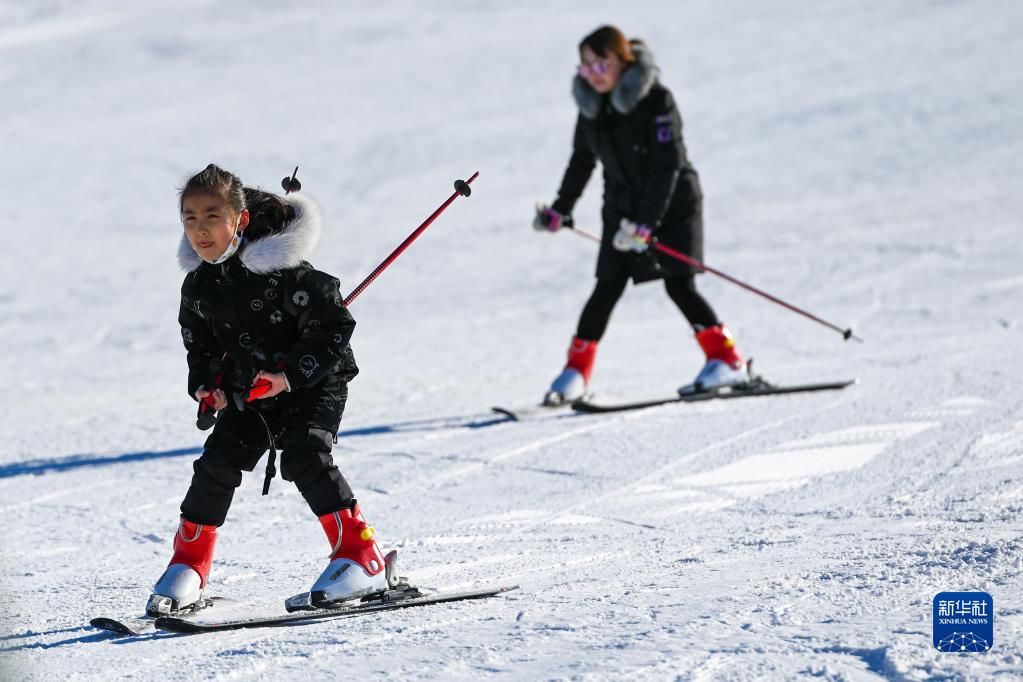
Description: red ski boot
309,503,388,607
147,518,217,615
544,336,597,406
681,325,749,394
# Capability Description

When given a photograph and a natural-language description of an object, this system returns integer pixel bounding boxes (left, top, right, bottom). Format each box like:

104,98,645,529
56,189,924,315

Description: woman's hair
579,25,638,64
179,164,294,236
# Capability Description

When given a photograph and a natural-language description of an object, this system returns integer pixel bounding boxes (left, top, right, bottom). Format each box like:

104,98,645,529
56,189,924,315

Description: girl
148,165,387,616
535,25,748,405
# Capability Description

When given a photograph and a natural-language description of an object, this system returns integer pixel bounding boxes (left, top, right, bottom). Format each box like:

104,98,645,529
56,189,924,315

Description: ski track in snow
3,0,1023,680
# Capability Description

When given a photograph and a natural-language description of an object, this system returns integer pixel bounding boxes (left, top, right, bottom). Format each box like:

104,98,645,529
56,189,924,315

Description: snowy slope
2,0,1022,679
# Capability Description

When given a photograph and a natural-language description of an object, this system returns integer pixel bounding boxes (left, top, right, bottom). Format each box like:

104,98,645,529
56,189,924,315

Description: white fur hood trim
177,193,324,273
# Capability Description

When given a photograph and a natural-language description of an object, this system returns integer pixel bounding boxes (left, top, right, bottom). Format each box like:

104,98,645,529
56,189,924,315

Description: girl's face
579,45,625,94
181,192,249,262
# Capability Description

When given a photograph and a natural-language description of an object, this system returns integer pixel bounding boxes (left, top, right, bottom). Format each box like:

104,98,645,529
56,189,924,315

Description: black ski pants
576,273,719,341
180,378,354,526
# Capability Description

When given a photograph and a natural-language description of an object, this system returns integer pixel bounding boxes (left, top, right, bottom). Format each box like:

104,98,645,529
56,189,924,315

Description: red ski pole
343,173,478,307
197,171,478,428
565,223,861,342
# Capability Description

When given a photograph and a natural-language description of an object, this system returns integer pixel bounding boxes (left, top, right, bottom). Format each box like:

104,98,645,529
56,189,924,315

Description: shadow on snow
0,411,517,479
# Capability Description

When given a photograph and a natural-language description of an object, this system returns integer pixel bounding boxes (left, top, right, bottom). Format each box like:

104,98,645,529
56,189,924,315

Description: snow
2,0,1022,679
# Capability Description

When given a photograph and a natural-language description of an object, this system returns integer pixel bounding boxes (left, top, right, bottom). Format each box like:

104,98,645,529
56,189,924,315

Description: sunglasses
578,59,610,78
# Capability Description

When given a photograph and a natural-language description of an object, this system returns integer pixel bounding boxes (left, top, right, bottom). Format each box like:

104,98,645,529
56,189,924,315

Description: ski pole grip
196,397,218,431
194,357,229,430
246,379,274,402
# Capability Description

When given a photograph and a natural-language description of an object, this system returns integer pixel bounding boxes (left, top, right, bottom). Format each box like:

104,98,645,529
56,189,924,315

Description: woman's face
579,45,624,94
181,192,249,262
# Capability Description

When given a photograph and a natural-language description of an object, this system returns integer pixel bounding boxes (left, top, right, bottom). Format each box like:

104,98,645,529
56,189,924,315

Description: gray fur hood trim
177,193,324,273
572,42,659,119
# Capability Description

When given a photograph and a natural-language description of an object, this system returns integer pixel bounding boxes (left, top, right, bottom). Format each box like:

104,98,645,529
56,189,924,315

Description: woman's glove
613,218,653,252
533,203,566,232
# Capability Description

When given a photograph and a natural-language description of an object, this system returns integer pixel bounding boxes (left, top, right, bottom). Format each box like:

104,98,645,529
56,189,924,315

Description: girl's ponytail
243,188,295,238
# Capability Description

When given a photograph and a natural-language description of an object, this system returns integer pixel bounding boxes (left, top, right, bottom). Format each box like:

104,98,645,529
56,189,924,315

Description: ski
90,596,230,637
492,392,594,421
154,584,518,634
90,616,157,637
491,404,567,421
572,378,858,414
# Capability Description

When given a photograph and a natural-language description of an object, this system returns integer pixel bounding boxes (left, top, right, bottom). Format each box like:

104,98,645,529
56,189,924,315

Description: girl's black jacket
177,194,358,402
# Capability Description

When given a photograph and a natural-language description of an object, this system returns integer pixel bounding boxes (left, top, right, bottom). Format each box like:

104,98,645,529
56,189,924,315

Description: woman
534,25,748,405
